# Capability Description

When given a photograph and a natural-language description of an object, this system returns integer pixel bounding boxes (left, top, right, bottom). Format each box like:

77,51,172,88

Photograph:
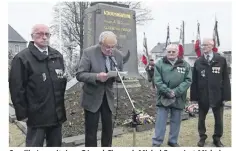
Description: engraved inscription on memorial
103,10,132,50
84,3,138,75
86,13,93,47
104,10,131,19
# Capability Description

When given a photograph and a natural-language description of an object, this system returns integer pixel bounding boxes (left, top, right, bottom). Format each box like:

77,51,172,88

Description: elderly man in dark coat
190,38,231,147
9,24,67,147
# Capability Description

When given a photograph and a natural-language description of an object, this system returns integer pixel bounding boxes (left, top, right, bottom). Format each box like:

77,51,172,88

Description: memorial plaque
84,3,138,77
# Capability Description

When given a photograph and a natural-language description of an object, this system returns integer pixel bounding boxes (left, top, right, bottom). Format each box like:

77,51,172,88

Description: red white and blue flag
165,24,171,49
141,32,149,65
195,22,201,57
178,21,184,58
213,19,220,52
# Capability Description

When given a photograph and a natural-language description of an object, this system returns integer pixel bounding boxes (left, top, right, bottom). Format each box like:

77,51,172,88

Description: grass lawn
112,109,231,147
9,109,231,147
9,123,25,147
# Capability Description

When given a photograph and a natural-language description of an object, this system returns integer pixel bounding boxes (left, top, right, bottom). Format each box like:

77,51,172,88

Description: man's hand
96,72,108,82
166,90,175,98
151,86,156,92
191,101,198,104
22,118,28,122
169,90,175,98
222,101,226,105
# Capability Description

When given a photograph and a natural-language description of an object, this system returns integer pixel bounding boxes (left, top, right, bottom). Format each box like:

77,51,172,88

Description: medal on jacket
212,67,220,74
55,69,64,79
149,65,151,70
42,73,47,81
201,70,205,77
177,67,185,74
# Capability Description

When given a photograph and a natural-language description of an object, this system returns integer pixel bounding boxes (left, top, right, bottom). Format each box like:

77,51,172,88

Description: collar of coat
162,56,185,68
198,52,221,65
28,41,62,61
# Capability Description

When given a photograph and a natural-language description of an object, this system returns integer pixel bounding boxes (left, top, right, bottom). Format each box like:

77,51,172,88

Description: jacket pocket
53,77,67,91
83,83,98,95
28,73,49,102
53,77,67,103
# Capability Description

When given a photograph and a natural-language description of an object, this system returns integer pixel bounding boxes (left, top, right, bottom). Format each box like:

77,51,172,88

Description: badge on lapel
55,69,64,79
42,73,47,81
177,67,186,74
212,67,221,74
201,70,205,77
149,65,152,70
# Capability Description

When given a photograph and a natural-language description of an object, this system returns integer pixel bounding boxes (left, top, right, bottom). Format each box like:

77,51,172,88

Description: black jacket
9,41,67,127
190,53,231,109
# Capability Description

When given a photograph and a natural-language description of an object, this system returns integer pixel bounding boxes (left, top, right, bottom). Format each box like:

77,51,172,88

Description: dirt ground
62,80,157,137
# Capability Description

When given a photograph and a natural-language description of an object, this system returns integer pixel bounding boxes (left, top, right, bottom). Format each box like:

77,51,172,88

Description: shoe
213,140,224,147
197,139,205,147
168,142,180,147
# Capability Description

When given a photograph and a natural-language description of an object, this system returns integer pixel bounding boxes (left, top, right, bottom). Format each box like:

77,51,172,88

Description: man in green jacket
152,44,192,147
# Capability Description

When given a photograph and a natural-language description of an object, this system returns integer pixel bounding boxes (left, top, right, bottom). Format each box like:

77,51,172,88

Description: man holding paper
76,31,123,147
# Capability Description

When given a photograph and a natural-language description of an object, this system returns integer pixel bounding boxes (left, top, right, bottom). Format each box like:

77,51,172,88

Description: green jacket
154,57,192,109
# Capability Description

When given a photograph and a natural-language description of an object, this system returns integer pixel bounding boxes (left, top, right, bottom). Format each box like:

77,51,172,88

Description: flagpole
59,2,62,52
144,32,150,64
216,16,220,47
214,14,216,46
183,20,185,55
215,13,217,22
165,23,170,49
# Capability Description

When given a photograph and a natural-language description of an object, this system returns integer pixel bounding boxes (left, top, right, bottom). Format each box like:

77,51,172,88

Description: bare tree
119,2,153,25
51,2,89,53
8,49,15,73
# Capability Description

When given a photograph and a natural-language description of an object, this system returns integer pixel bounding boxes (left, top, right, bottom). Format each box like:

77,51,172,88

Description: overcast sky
8,1,232,53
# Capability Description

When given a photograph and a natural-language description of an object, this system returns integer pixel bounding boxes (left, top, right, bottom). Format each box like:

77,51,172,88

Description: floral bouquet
122,109,155,126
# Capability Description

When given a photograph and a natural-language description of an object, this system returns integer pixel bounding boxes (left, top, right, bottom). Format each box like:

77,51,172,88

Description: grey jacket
76,44,123,113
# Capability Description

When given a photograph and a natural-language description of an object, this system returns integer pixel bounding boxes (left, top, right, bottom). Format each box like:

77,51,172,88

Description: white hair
166,44,179,51
31,24,49,34
99,31,117,45
202,38,214,45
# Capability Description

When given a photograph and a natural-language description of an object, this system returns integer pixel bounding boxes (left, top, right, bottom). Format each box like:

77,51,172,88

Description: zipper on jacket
206,64,211,106
45,58,59,122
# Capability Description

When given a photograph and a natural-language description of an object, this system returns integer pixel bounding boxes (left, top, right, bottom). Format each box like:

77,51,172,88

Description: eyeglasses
201,44,213,47
33,32,51,38
103,44,116,49
167,50,177,54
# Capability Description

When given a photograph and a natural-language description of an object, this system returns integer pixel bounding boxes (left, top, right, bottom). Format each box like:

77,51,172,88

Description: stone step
15,121,27,134
66,77,79,91
114,80,141,89
122,80,140,83
9,105,16,123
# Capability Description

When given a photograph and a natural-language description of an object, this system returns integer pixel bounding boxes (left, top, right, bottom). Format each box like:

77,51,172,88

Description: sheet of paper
107,71,118,78
107,71,128,78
